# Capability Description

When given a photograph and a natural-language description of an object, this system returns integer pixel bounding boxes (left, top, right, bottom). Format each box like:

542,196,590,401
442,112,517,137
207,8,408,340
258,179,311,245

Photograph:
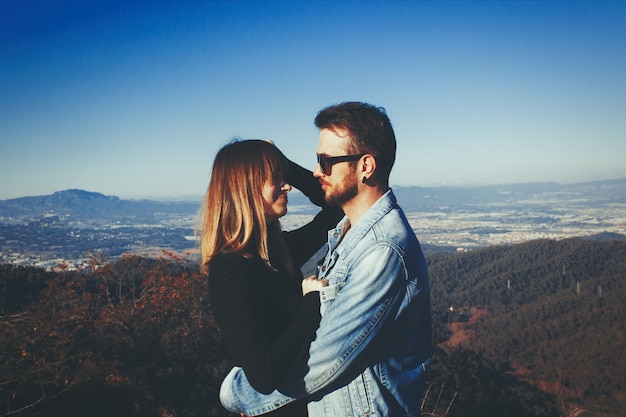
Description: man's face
313,128,359,207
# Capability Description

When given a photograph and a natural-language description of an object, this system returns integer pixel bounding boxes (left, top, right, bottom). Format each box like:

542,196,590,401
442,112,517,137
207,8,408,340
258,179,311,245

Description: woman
199,140,341,416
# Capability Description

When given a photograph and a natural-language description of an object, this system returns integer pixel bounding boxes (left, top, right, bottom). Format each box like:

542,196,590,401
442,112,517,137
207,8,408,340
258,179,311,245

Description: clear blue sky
1,0,625,200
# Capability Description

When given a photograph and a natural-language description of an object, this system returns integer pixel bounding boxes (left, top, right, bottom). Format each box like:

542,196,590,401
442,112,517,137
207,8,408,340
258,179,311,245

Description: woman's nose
282,182,292,192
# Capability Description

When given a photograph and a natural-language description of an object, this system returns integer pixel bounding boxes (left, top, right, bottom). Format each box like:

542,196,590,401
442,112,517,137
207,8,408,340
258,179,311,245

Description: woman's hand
302,275,328,296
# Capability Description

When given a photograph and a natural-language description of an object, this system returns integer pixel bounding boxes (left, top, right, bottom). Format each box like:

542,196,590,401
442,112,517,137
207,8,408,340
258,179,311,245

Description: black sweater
208,161,341,417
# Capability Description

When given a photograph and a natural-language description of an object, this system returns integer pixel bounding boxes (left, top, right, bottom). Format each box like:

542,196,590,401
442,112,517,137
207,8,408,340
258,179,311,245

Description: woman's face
262,172,291,223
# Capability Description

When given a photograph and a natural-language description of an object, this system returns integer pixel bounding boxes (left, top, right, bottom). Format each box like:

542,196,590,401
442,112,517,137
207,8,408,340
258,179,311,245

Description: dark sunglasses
316,154,365,175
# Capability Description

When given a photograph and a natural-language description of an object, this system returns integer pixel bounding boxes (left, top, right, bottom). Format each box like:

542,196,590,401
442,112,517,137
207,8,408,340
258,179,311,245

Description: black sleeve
208,256,322,394
284,160,344,267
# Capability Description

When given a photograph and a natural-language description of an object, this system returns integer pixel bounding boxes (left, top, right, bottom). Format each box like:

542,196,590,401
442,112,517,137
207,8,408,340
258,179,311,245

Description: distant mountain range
392,177,626,210
2,179,625,266
0,189,200,224
0,189,201,265
2,177,625,221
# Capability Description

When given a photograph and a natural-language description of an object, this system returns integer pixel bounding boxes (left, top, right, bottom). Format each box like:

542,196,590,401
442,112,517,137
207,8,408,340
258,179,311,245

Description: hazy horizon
2,174,625,202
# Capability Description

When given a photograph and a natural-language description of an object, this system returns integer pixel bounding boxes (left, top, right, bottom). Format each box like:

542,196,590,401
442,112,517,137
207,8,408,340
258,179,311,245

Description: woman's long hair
198,139,293,276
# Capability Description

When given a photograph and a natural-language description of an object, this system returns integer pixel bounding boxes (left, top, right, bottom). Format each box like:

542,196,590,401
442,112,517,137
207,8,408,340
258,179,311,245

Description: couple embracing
198,102,432,417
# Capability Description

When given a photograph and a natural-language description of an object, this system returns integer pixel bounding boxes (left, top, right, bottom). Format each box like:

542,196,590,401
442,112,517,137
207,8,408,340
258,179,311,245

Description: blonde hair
198,140,293,276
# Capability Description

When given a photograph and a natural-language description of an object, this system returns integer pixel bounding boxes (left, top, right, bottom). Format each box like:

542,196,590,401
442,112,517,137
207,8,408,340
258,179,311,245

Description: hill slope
428,237,626,416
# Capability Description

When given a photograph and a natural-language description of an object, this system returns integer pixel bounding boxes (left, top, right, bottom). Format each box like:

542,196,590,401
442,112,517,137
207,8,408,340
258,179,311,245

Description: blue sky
1,0,625,200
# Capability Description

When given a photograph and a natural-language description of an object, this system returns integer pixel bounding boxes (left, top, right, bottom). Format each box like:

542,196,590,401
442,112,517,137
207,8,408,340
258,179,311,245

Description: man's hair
198,139,292,276
314,101,396,184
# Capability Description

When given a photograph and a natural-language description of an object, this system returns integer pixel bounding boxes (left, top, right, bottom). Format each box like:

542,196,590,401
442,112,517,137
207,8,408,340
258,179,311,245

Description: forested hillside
428,238,626,416
1,238,624,416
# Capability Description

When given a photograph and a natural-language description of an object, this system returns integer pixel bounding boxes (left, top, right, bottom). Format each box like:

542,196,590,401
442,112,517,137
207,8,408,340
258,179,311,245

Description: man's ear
360,154,377,181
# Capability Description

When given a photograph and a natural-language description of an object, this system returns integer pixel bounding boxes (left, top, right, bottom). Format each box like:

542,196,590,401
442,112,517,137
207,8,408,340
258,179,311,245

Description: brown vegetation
2,237,624,416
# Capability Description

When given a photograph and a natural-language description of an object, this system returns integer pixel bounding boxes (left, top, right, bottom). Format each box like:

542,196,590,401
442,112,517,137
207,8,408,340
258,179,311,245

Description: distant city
284,201,626,250
1,178,625,270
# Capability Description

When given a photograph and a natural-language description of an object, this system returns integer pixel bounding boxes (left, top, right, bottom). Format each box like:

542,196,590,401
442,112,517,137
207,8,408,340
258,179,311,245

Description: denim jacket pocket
351,373,372,415
319,284,339,316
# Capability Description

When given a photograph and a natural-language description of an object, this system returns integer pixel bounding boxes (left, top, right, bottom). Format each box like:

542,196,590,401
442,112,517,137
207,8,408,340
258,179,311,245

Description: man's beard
325,173,359,207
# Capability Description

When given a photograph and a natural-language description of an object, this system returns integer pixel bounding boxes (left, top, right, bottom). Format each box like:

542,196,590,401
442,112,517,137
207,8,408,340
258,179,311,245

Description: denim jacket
220,190,432,416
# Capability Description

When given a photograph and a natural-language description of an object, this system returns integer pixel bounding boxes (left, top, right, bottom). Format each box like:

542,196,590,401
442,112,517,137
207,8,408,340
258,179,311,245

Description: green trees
428,238,626,416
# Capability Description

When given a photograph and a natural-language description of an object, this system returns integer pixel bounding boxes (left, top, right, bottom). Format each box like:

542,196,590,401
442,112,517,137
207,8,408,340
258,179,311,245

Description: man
220,102,432,416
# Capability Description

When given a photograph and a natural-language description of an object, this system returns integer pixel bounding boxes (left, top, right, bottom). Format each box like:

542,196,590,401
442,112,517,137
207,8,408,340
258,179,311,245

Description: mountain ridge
3,176,626,203
2,176,625,218
0,189,200,222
